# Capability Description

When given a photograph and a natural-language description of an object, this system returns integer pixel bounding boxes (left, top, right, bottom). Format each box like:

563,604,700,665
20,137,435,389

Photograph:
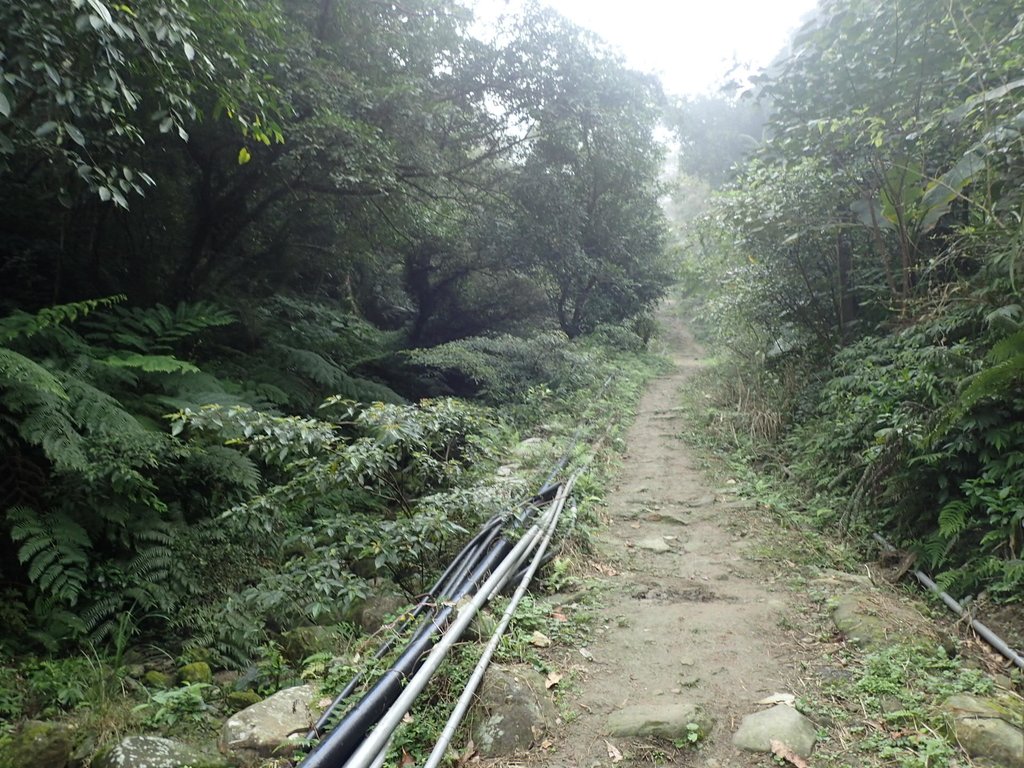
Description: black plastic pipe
297,535,519,768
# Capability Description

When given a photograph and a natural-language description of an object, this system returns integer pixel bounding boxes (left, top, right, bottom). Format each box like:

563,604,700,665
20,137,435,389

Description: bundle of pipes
297,474,579,768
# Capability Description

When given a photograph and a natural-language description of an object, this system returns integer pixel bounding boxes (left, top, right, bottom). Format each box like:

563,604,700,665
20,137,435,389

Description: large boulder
92,736,227,768
280,625,351,664
358,590,409,634
606,702,714,741
0,720,73,768
732,704,817,758
941,694,1024,768
472,665,557,756
220,684,321,759
178,661,213,684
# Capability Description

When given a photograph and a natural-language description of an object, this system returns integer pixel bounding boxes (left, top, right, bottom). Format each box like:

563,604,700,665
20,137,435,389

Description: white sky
471,0,820,97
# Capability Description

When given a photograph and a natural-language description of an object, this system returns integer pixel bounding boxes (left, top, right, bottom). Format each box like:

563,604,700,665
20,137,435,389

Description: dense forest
2,0,1023,763
675,0,1024,602
0,0,671,662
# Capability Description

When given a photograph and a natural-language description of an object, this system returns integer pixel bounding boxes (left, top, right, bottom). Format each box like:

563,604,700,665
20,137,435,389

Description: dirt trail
543,307,802,768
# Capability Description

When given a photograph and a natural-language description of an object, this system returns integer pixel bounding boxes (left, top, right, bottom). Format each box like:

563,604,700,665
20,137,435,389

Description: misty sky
473,0,820,96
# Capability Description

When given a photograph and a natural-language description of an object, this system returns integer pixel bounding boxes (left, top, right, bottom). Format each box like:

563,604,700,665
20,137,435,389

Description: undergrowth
0,303,661,766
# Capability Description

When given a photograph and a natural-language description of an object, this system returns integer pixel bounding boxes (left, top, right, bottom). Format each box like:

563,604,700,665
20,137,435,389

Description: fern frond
0,348,68,399
937,500,970,538
987,328,1024,363
0,296,125,343
195,445,262,492
83,302,235,352
101,353,200,374
15,391,88,471
9,507,90,605
61,375,149,441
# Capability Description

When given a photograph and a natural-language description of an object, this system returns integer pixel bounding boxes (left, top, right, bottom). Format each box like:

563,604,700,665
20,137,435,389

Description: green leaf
918,151,985,232
238,147,251,165
0,90,10,118
64,122,86,147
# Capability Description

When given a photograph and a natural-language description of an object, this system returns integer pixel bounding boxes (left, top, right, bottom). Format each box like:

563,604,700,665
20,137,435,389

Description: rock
635,537,672,553
179,661,213,684
92,736,227,768
220,684,320,758
831,592,940,651
0,720,73,768
358,590,409,634
472,665,557,756
641,510,689,525
606,703,714,741
684,494,716,508
280,625,350,663
226,690,263,712
941,694,1024,768
732,704,817,758
143,670,174,688
213,670,240,688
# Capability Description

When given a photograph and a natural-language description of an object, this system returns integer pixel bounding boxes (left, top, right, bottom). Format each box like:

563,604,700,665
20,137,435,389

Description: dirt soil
524,309,1019,768
529,310,814,768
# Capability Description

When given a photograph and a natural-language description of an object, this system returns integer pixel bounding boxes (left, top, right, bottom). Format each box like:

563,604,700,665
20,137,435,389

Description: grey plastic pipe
872,533,1024,670
421,476,576,768
339,503,557,768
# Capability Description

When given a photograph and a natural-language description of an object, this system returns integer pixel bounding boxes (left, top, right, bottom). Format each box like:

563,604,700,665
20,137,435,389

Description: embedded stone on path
641,510,689,525
93,736,227,768
606,703,714,741
940,694,1024,768
732,704,817,757
220,684,320,758
635,537,672,553
683,493,717,508
472,664,557,756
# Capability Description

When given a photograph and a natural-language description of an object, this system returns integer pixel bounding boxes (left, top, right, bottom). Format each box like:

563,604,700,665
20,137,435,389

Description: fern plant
0,299,265,651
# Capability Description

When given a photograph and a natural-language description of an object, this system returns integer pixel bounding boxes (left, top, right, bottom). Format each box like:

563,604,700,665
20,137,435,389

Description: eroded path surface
542,310,802,768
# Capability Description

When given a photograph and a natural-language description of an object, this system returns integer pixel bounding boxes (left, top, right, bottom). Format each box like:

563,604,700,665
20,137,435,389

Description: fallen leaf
545,671,563,689
529,630,551,647
769,740,809,768
604,740,623,763
757,693,796,706
402,712,414,724
550,611,568,622
630,522,641,529
400,749,415,768
579,647,595,661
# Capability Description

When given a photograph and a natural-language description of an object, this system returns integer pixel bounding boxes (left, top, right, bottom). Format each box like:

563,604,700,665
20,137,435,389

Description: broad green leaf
64,122,86,147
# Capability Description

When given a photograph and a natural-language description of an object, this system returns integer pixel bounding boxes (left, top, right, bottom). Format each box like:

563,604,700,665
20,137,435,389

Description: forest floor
515,304,1023,768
